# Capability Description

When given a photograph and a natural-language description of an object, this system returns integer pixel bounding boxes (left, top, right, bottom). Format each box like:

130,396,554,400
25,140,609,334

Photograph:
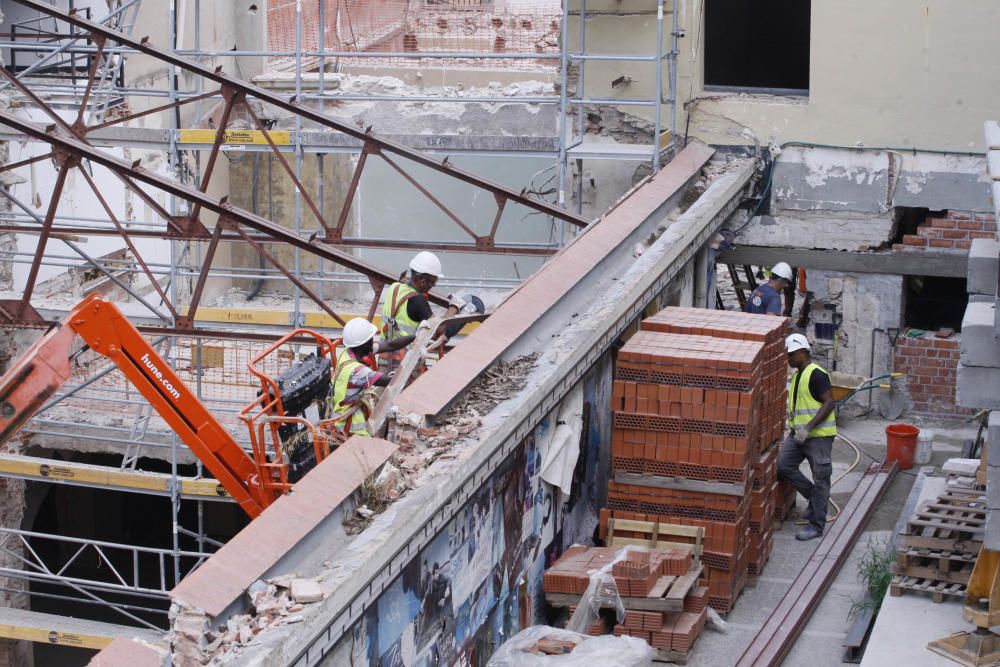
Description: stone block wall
893,210,998,253
893,334,975,418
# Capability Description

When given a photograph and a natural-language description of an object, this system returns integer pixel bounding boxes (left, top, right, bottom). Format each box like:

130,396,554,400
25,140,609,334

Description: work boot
795,524,822,541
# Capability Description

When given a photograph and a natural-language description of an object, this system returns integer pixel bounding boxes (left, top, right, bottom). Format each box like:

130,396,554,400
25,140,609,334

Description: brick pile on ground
604,307,788,613
543,546,708,654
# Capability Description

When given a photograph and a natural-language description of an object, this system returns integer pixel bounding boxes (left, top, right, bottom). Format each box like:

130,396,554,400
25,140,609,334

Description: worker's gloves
447,293,467,311
417,319,434,331
793,425,810,444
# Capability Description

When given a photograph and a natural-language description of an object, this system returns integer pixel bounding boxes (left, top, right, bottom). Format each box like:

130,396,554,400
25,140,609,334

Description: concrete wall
676,1,1000,152
326,354,613,666
572,0,1000,163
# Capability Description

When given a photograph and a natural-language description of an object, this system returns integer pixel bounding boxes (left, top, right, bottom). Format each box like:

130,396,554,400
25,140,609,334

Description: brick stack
605,307,789,613
543,546,708,655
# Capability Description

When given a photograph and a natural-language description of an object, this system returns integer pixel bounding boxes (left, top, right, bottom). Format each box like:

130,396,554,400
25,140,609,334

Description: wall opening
704,0,811,94
903,276,968,331
23,451,247,667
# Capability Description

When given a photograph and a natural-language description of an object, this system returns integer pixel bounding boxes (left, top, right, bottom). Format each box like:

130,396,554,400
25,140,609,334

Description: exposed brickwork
893,335,975,418
893,210,997,252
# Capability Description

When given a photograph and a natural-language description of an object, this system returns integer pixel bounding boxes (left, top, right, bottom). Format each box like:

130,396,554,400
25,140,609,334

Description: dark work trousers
777,433,834,531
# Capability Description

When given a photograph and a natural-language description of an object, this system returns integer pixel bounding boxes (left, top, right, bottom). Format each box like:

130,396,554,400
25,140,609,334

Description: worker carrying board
328,318,415,438
744,261,793,316
381,251,482,364
778,333,837,542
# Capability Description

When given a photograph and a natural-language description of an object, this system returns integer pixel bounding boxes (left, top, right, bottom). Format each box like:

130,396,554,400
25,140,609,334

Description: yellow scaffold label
178,129,292,145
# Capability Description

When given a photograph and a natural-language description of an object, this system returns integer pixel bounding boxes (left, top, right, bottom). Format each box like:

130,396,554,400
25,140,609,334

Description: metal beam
718,245,968,278
0,224,559,256
0,111,452,310
734,461,897,667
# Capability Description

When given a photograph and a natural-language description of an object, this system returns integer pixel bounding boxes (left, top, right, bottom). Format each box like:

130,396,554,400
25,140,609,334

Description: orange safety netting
266,0,561,70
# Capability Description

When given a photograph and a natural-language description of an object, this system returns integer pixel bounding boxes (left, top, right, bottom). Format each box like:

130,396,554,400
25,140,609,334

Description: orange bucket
885,423,919,470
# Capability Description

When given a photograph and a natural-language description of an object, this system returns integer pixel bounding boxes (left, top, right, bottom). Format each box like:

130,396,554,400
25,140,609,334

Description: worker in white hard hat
381,251,464,363
778,333,837,542
745,262,794,316
328,318,415,438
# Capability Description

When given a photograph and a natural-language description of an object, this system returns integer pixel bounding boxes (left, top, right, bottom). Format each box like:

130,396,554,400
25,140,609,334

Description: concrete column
694,244,714,309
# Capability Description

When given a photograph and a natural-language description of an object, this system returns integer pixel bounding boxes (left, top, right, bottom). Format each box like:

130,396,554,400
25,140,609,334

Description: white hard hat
771,262,794,282
409,251,444,278
343,318,378,348
786,333,811,353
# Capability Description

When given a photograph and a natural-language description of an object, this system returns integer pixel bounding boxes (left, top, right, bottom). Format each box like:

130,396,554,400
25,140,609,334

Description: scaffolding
0,0,679,638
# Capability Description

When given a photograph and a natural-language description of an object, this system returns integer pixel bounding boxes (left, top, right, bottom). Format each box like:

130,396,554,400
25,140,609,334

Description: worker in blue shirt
745,262,793,316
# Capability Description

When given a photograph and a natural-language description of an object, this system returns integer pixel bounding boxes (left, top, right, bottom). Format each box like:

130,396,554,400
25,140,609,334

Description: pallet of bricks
891,485,984,602
603,307,789,613
544,546,708,664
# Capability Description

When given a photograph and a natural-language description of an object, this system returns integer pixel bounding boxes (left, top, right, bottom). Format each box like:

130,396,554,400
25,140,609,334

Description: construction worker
381,251,464,362
329,318,414,437
745,262,794,316
778,333,837,541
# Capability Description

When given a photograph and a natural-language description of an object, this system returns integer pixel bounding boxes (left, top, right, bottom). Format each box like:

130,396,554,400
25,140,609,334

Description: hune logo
140,353,182,400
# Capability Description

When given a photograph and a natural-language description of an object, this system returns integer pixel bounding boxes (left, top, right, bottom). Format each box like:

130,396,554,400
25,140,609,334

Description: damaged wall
800,270,903,383
327,355,612,666
732,146,991,253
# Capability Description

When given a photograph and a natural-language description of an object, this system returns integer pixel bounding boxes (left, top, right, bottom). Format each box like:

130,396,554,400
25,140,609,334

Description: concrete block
961,301,1000,367
290,578,323,604
968,239,1000,295
988,469,1000,511
734,213,895,252
942,458,980,477
957,363,1000,409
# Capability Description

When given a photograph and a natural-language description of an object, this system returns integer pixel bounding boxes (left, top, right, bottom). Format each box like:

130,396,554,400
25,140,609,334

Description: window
904,276,968,332
704,0,811,94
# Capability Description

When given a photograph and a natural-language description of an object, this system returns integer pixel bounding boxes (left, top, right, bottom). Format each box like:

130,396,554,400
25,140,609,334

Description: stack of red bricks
543,546,692,596
543,546,708,654
892,211,997,252
606,307,789,613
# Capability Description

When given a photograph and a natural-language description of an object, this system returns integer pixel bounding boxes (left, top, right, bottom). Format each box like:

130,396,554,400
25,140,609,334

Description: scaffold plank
0,607,163,650
0,453,233,501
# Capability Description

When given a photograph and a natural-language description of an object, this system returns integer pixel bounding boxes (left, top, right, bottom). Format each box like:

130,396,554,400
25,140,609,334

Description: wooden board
613,471,747,497
367,316,441,435
546,565,703,613
607,518,705,560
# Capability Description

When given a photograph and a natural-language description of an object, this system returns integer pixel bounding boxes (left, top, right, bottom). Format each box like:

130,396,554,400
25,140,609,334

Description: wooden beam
612,471,747,496
718,246,968,278
367,317,442,437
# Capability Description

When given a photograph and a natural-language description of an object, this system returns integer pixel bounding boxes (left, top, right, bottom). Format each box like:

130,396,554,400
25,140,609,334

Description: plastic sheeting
487,626,655,667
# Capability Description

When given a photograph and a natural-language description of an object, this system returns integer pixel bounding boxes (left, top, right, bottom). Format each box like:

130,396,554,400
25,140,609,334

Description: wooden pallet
899,490,985,556
889,575,966,602
546,565,703,614
894,546,977,578
607,517,705,561
891,555,974,586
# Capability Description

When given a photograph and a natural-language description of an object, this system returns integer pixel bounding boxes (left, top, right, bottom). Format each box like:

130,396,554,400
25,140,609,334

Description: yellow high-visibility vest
381,282,420,341
787,363,837,438
330,352,369,436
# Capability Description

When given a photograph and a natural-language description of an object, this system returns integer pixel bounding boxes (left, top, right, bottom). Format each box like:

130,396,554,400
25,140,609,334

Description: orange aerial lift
0,293,343,518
